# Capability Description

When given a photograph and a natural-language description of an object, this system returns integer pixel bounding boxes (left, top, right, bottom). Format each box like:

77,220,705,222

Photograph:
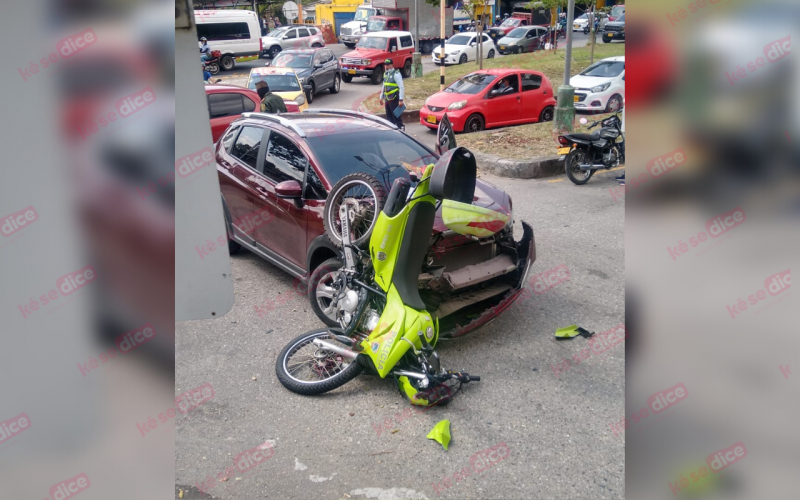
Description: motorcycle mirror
579,117,588,124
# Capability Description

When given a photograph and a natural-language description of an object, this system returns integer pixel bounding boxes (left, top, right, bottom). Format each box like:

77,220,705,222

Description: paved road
214,34,592,114
175,165,624,500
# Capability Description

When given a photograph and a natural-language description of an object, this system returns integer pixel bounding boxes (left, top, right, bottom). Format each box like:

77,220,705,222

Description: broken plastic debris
427,420,451,450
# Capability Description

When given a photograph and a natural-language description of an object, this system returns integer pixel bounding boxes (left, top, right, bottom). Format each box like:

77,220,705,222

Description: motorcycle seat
565,131,601,142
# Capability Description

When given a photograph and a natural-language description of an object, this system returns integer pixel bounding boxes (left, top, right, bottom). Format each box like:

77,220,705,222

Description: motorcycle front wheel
276,329,364,395
207,63,220,75
565,149,595,185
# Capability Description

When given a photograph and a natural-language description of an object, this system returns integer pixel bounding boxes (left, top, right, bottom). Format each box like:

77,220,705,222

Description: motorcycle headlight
295,94,306,105
447,100,467,111
591,82,611,93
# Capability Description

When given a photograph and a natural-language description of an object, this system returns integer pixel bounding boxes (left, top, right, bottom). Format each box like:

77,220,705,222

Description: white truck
339,0,454,54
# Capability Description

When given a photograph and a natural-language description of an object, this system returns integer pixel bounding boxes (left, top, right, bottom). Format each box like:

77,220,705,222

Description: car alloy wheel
459,54,467,64
487,49,495,58
605,94,622,112
464,113,484,133
330,74,341,93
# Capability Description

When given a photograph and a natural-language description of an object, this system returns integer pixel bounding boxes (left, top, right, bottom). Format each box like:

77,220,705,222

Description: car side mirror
283,35,290,40
264,61,271,66
489,89,502,97
469,41,476,46
303,84,313,92
275,180,303,199
314,63,322,69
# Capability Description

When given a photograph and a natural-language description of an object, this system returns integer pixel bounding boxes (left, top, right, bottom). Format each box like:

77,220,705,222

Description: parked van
195,10,262,71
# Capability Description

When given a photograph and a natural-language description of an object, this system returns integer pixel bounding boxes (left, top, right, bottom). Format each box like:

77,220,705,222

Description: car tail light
557,136,571,146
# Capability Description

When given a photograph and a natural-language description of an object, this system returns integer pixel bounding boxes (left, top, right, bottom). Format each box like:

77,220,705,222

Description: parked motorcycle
558,113,625,185
583,18,602,34
204,49,222,75
275,116,505,406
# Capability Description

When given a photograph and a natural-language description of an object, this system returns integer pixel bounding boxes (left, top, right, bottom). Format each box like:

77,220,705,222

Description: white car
570,56,624,113
573,12,608,32
432,33,495,66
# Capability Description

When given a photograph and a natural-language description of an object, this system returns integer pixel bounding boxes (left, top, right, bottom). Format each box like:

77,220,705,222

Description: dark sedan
603,14,625,43
268,48,341,104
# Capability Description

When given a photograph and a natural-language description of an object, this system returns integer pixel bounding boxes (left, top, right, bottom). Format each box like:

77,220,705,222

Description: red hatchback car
205,84,299,142
420,69,556,133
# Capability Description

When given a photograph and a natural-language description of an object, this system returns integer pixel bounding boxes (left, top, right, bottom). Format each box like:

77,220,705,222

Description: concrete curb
356,93,421,124
474,152,565,180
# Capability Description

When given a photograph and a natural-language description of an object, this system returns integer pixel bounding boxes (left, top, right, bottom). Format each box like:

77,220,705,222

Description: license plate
608,33,614,37
558,147,571,155
426,115,437,124
573,95,579,102
348,69,356,74
499,45,505,50
574,25,580,28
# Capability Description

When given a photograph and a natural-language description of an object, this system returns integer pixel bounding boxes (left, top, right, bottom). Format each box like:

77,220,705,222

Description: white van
195,10,262,71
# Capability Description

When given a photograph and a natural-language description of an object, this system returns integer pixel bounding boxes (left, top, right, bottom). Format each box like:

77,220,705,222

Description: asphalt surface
175,165,625,499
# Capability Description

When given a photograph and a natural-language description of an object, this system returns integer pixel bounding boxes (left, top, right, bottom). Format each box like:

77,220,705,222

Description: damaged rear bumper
439,221,535,338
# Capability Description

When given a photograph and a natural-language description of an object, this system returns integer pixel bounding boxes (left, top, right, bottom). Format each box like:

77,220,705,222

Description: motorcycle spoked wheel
323,173,387,249
276,328,364,395
206,63,220,75
565,149,595,185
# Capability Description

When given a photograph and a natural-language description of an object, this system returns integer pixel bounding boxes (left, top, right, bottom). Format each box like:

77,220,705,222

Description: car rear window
305,129,437,187
248,74,301,92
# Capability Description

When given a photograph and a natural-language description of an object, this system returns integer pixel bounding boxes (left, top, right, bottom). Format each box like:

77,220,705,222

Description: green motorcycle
275,122,512,406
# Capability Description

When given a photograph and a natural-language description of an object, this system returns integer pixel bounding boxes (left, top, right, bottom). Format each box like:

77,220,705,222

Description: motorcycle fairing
360,285,438,379
441,199,509,238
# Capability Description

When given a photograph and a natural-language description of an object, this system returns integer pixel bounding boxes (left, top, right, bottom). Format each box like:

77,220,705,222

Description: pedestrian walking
255,81,287,113
378,59,405,130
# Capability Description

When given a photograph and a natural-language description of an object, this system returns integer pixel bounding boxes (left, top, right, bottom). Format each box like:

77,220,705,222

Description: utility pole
554,0,576,134
439,0,445,90
412,0,423,77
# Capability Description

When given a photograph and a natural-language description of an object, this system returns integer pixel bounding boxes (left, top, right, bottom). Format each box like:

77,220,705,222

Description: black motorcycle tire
565,149,595,185
276,329,364,396
323,173,387,249
207,62,220,75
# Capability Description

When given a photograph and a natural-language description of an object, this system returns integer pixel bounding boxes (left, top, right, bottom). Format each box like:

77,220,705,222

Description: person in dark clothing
256,81,287,113
378,59,405,130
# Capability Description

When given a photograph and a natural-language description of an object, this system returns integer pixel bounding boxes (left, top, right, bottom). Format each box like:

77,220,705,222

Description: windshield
576,14,588,20
306,129,437,186
501,18,519,27
506,28,527,38
448,35,472,45
611,7,625,17
272,53,313,68
580,60,624,77
616,14,625,22
247,74,301,92
367,19,385,31
444,73,497,95
356,36,387,50
354,7,376,21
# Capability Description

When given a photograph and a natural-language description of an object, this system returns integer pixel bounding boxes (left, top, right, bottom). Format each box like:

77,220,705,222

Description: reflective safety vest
383,69,399,100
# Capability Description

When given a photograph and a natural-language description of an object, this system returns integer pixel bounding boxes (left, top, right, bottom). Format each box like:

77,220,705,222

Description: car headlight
295,95,306,105
354,30,363,35
447,100,467,111
449,50,460,55
506,40,516,45
364,59,371,65
590,82,611,93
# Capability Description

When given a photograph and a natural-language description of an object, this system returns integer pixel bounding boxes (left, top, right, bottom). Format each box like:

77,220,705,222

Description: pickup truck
339,31,414,85
487,13,532,43
340,0,453,54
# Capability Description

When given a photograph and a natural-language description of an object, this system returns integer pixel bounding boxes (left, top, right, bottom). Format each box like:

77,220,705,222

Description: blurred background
0,0,175,499
626,0,799,498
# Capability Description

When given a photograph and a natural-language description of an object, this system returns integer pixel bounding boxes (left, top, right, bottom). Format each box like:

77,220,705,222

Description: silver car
262,26,325,58
496,26,548,55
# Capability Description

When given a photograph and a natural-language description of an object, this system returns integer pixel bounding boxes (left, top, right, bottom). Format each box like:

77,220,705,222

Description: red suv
205,84,299,142
216,111,535,338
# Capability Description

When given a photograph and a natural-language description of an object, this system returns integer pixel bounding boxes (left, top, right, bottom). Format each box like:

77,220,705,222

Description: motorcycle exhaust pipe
578,163,607,170
391,370,428,380
312,339,358,359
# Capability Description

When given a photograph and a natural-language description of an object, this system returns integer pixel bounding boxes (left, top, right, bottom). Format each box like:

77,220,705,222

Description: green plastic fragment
555,325,580,338
427,420,451,450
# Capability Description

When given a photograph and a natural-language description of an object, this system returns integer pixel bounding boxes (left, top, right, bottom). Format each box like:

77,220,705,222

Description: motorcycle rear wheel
323,173,387,249
276,329,363,395
207,63,220,75
566,149,595,185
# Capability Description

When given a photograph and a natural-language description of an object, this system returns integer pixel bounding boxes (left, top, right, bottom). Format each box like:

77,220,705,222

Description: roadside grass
364,41,626,114
460,111,616,160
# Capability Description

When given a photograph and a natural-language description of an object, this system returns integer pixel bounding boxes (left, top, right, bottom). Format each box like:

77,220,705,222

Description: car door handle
255,185,269,195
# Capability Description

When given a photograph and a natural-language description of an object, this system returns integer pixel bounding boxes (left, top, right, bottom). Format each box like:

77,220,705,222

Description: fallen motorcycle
558,112,625,185
275,122,511,406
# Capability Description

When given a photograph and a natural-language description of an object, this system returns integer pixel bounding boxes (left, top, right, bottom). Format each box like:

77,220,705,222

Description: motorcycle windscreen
441,199,509,238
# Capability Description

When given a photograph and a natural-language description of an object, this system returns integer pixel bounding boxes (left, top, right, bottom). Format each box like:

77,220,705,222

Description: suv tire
342,73,353,83
402,59,412,78
330,74,341,93
370,65,384,85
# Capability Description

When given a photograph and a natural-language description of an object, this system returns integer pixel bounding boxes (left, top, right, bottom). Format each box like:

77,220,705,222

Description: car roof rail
307,109,398,130
240,112,307,138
